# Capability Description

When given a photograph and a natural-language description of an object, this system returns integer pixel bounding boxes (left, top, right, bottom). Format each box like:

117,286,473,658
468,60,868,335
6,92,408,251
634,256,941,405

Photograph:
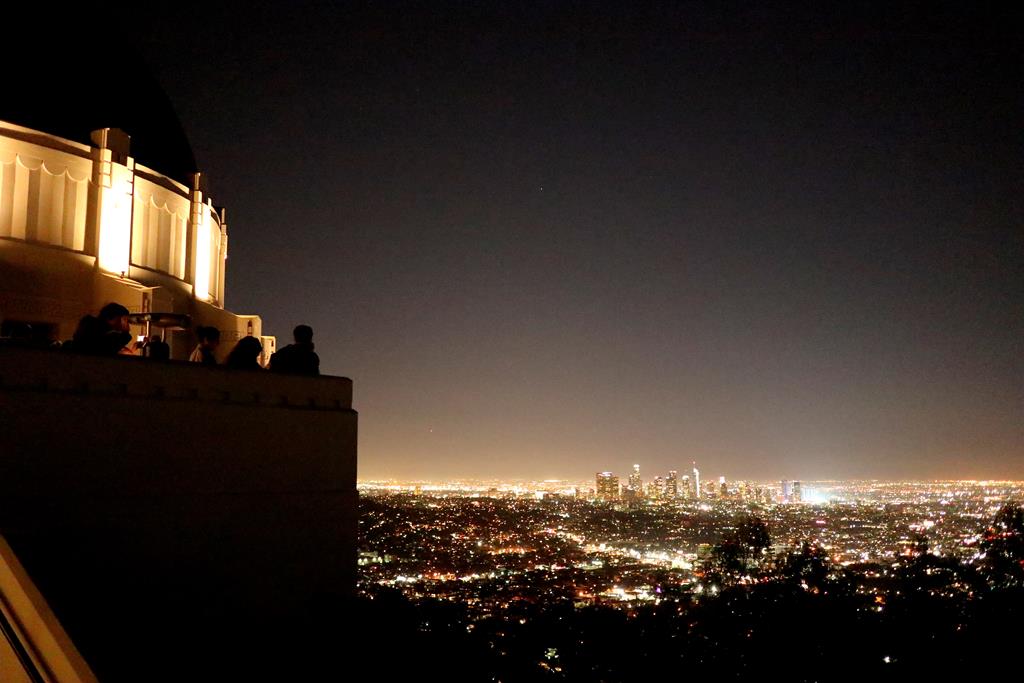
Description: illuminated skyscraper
781,480,793,502
692,465,700,499
793,481,802,503
719,476,727,498
596,472,620,502
666,470,678,498
628,464,643,498
681,475,691,499
652,476,666,500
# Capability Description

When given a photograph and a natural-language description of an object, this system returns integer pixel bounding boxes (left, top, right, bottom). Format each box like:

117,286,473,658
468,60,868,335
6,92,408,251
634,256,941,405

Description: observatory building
0,28,357,682
0,118,272,360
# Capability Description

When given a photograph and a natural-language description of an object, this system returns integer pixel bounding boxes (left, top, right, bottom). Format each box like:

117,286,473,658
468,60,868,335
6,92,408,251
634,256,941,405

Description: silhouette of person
144,335,171,361
225,336,263,370
269,324,320,376
189,326,220,365
72,302,132,355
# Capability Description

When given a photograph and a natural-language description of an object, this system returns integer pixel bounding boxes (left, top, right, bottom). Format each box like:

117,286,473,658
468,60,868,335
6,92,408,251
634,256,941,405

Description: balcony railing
0,344,352,411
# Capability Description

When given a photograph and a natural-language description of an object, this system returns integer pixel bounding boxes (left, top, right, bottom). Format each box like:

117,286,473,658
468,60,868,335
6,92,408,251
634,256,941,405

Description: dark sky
130,1,1022,481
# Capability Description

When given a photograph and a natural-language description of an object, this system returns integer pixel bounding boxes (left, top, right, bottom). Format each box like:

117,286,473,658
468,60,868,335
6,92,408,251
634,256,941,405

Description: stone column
187,172,208,301
217,207,228,308
90,128,134,276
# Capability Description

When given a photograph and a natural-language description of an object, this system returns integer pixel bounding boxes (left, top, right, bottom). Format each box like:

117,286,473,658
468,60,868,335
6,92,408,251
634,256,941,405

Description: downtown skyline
126,2,1021,481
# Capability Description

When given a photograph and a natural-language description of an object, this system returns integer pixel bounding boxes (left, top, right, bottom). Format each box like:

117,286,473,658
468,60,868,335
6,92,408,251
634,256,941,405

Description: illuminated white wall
0,122,239,317
217,222,227,307
193,202,211,301
208,205,223,304
132,175,190,279
192,201,224,304
0,140,91,251
96,149,134,275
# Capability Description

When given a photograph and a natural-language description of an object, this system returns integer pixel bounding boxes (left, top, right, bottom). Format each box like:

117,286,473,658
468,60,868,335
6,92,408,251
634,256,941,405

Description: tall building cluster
593,465,804,504
781,480,803,503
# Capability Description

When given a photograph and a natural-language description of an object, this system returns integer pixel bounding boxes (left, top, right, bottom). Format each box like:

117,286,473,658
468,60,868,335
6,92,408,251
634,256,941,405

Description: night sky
129,2,1021,481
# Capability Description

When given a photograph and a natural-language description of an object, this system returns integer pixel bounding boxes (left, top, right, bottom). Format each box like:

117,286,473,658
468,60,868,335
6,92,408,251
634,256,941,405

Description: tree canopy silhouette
977,503,1024,587
703,515,772,584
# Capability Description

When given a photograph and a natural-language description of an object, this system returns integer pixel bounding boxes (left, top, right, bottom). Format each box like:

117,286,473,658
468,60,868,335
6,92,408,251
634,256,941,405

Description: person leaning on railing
189,326,220,365
71,303,133,356
269,324,320,376
225,336,263,370
142,335,171,360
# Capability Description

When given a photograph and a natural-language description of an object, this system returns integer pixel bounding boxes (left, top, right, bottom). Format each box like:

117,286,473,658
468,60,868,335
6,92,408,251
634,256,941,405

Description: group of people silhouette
70,302,320,376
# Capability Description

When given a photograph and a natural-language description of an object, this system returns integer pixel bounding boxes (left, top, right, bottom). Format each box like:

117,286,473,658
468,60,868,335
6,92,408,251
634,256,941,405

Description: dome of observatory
3,10,197,183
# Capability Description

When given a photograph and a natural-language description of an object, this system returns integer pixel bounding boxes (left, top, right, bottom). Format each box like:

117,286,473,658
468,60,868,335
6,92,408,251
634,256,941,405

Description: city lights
359,477,1023,612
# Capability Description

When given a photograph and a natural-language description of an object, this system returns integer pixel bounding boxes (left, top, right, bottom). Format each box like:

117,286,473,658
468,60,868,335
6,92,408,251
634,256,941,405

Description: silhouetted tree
779,541,830,592
908,532,929,558
977,503,1024,587
735,516,771,557
703,515,772,585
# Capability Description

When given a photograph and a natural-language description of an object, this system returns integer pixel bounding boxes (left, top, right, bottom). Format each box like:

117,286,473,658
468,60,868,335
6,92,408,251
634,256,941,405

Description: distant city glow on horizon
800,488,832,505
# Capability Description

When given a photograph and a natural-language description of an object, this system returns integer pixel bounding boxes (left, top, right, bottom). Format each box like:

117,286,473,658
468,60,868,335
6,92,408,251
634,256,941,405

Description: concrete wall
0,346,358,679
